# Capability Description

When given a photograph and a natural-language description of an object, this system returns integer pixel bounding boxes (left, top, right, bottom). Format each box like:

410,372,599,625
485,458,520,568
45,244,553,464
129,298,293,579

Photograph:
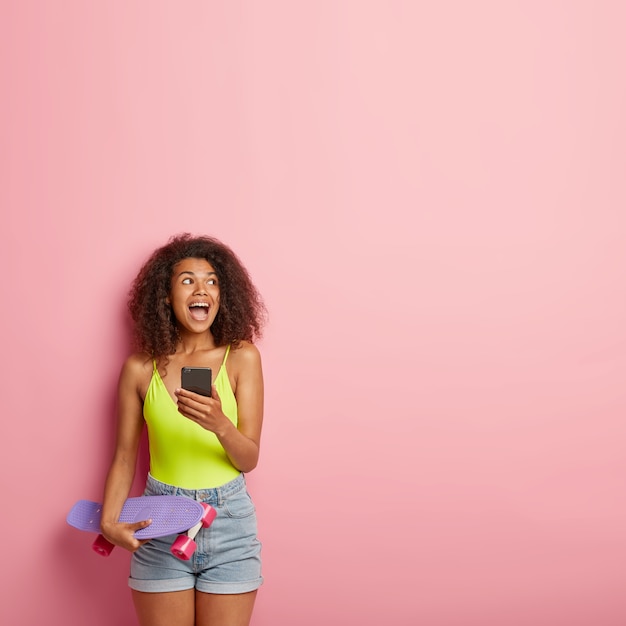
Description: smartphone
181,367,212,397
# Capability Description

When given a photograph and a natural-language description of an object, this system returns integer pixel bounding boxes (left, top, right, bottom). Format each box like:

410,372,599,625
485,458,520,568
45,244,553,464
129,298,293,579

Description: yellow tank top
144,345,240,489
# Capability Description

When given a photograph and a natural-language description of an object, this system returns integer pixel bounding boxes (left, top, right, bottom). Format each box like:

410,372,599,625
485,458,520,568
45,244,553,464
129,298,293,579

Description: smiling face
168,257,220,335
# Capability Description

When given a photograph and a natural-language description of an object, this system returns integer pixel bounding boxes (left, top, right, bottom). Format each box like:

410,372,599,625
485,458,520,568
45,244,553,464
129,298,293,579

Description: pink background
2,2,626,624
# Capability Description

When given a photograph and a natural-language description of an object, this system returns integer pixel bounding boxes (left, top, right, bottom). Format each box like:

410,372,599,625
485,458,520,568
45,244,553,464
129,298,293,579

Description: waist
144,472,246,506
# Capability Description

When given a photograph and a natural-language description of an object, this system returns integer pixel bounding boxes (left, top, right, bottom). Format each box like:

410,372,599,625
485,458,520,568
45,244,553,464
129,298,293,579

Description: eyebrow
176,270,218,278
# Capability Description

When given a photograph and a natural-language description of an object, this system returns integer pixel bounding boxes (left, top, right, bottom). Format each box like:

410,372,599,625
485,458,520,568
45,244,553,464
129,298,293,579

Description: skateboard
67,495,217,560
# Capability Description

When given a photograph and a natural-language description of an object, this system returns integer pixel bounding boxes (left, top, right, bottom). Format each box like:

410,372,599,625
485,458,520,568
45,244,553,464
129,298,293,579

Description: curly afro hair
128,233,267,357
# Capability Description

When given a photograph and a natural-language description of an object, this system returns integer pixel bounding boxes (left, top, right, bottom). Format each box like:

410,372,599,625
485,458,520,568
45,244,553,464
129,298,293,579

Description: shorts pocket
223,490,256,519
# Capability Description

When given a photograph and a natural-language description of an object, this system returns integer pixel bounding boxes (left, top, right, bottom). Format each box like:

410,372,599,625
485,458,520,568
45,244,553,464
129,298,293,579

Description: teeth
190,303,209,308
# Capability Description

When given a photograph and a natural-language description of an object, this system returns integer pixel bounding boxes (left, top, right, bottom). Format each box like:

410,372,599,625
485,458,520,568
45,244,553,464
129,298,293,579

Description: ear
165,297,171,305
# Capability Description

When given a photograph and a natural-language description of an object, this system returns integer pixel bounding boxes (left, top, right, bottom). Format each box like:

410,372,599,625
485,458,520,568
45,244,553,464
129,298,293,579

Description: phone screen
181,367,212,397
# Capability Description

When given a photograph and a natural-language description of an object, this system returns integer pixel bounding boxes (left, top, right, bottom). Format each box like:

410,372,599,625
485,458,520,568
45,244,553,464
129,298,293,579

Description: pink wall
2,2,626,624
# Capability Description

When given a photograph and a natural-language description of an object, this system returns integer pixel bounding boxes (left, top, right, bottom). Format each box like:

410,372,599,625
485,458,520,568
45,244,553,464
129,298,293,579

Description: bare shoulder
228,341,262,378
119,352,154,394
228,342,264,412
229,340,262,366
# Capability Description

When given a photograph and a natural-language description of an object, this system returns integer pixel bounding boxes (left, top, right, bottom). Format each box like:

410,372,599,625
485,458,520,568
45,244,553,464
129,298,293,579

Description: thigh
195,487,263,594
132,589,195,626
195,590,257,626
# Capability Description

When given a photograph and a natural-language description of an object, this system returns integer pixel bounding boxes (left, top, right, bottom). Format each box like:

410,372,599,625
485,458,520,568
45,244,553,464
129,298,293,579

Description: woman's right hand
100,519,152,553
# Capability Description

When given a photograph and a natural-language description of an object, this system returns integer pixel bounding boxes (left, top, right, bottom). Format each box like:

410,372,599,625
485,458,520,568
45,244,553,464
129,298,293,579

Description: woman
101,233,266,626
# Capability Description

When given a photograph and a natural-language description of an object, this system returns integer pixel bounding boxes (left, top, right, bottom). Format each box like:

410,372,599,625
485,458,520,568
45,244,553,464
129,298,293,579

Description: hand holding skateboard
67,495,216,560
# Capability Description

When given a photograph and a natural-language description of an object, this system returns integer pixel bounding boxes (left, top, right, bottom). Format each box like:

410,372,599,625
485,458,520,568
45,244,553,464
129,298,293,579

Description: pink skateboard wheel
200,503,217,528
92,534,114,557
171,535,197,560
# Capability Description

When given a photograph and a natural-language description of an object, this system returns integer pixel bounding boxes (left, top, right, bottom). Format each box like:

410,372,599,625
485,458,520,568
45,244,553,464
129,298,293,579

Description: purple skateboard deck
67,496,204,539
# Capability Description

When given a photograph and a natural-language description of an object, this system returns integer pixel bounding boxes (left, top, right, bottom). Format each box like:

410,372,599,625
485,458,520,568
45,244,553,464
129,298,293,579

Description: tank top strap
221,344,231,367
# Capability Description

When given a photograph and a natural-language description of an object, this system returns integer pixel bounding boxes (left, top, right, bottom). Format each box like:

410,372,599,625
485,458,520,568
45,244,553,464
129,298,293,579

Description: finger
128,536,152,553
178,388,213,409
175,387,190,399
131,518,152,531
175,387,205,399
177,392,203,413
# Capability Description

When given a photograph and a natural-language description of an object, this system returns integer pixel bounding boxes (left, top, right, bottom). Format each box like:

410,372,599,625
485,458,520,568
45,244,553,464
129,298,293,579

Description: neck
176,330,217,355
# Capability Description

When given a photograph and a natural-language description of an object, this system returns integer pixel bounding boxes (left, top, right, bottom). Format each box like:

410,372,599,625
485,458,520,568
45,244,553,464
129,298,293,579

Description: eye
182,278,193,285
207,278,217,285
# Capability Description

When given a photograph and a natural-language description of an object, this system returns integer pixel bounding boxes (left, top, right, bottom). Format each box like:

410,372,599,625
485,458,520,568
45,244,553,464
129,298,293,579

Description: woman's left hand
175,385,230,436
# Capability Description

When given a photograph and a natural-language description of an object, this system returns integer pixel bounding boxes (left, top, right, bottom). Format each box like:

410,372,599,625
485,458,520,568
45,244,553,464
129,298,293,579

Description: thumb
131,518,152,532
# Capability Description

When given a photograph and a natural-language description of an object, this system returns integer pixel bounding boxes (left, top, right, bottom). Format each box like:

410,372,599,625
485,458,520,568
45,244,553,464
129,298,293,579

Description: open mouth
189,302,209,321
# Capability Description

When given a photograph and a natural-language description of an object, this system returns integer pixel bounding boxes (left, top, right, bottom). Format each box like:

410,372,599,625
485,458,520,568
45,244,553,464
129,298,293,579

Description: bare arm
175,342,264,473
99,354,151,551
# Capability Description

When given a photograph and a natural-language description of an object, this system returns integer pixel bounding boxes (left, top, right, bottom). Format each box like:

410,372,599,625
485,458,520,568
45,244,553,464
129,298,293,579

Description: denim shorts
129,473,263,594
